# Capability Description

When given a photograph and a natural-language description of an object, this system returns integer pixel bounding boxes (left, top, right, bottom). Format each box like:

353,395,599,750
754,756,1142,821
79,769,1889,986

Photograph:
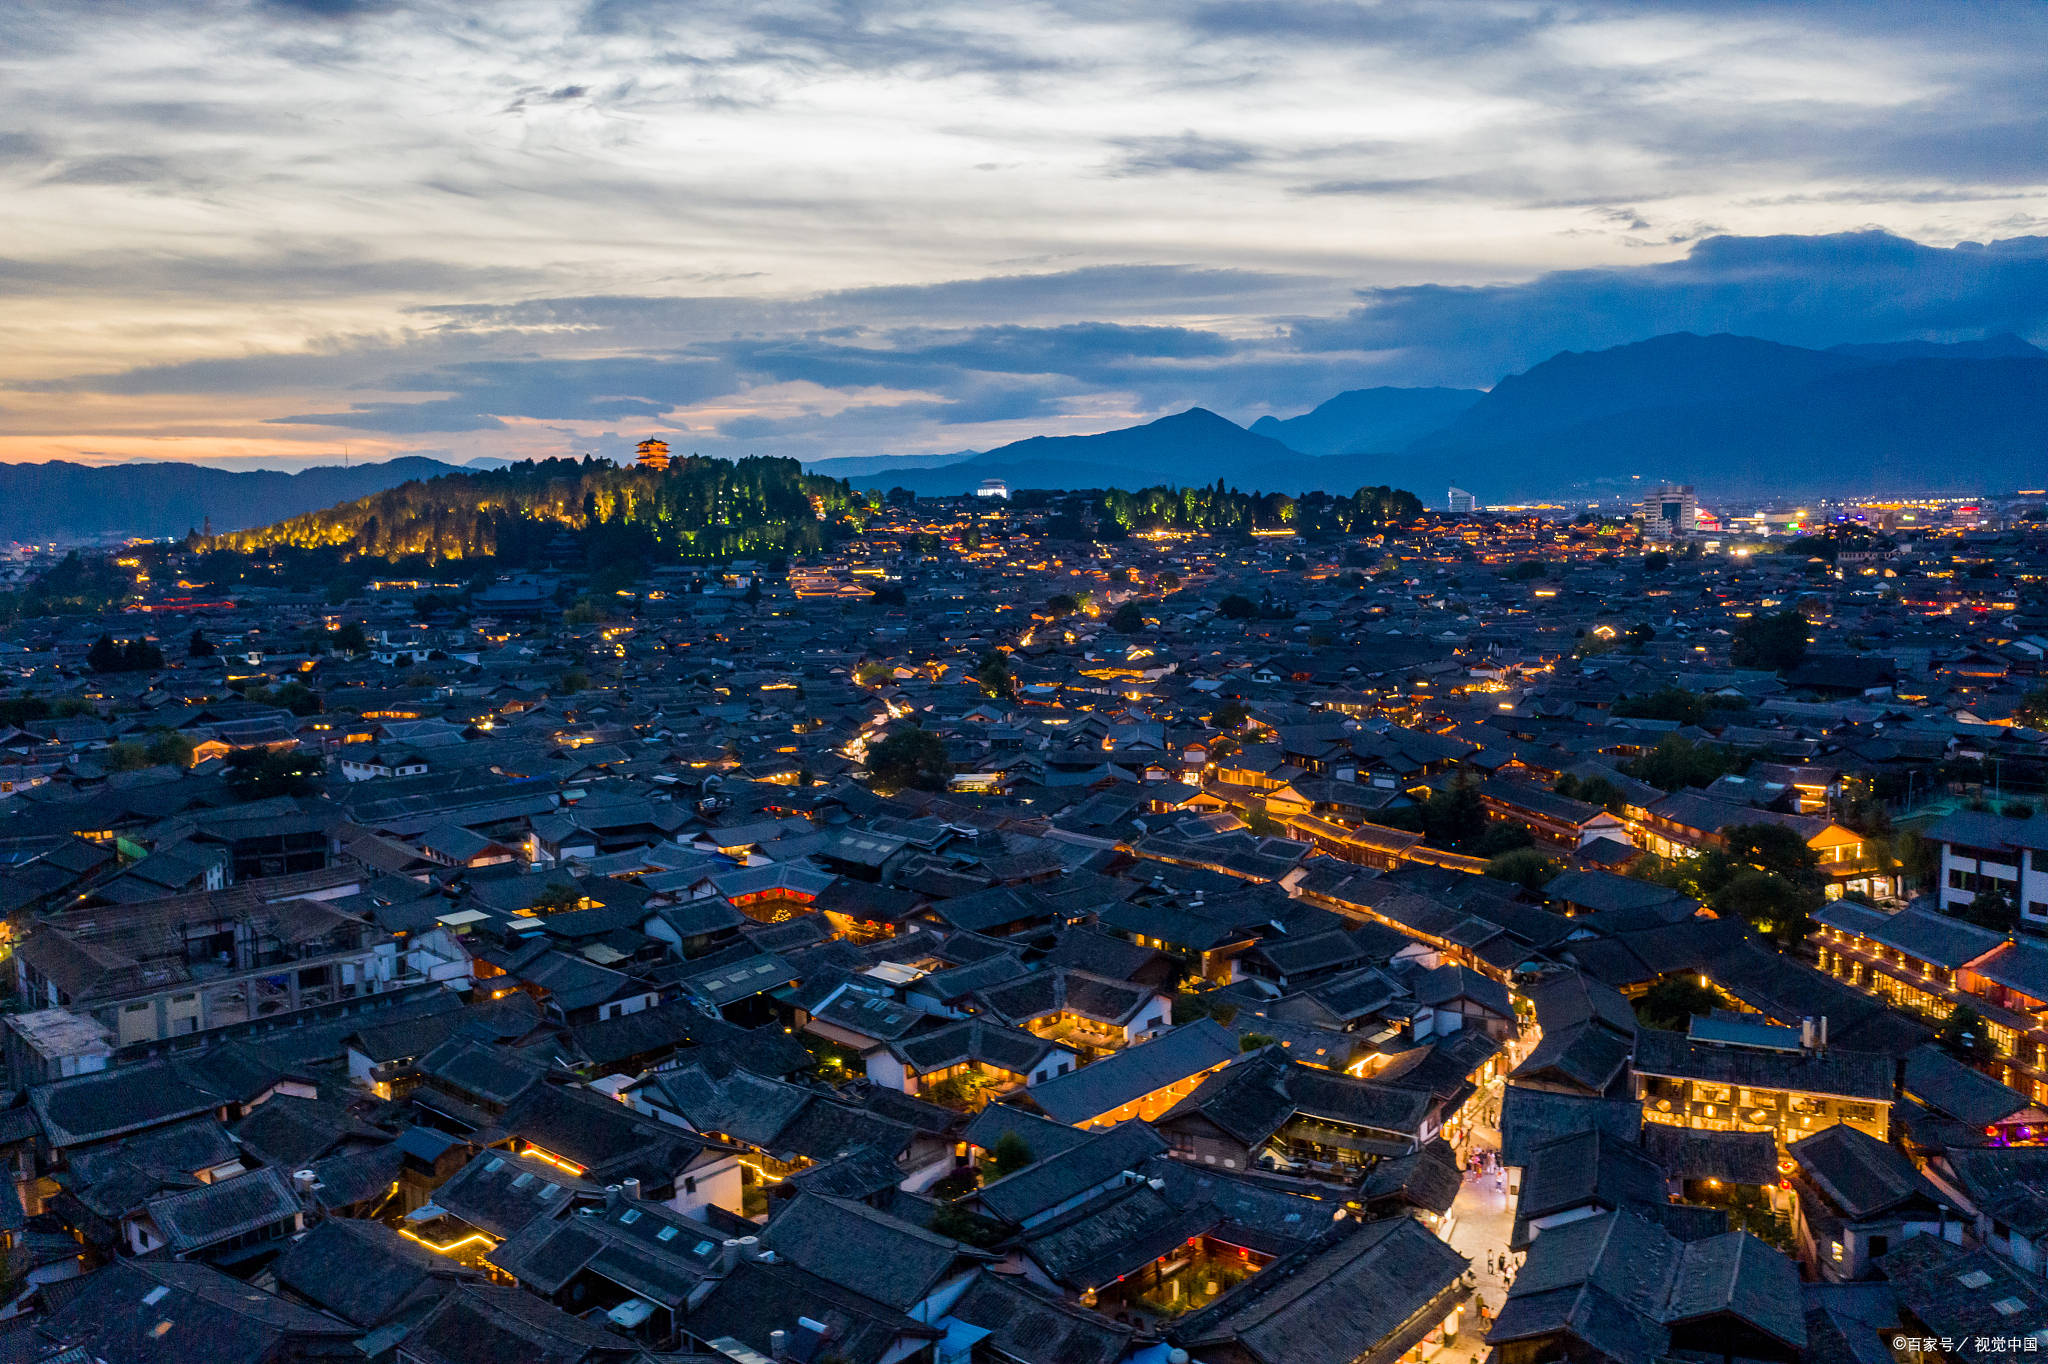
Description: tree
1634,975,1720,1032
1239,1033,1279,1052
1713,868,1816,947
1473,822,1536,858
1245,809,1284,838
87,633,163,673
101,741,151,772
1110,601,1146,633
1555,773,1626,813
267,681,322,717
334,621,369,654
1642,551,1669,573
186,629,215,658
2020,685,2048,731
529,881,585,915
1486,847,1560,893
1611,686,1749,727
222,747,323,799
1217,593,1259,620
867,726,951,793
1175,992,1238,1027
1156,570,1180,591
972,651,1015,700
1732,609,1810,671
1720,823,1821,886
1626,735,1749,792
1952,888,2018,933
1939,1004,1995,1062
1212,701,1251,732
1419,782,1489,849
1045,593,1079,618
145,730,195,768
854,661,893,687
984,1131,1036,1181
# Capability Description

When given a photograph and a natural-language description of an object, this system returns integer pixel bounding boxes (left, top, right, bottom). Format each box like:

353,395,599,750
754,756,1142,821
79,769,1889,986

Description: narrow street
1437,1166,1521,1364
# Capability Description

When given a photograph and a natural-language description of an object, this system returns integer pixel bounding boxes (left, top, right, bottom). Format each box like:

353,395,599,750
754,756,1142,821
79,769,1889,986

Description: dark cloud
1188,0,1547,53
259,0,391,18
580,0,1064,79
41,154,184,186
1290,230,2048,386
1109,133,1262,176
0,245,542,302
271,355,735,432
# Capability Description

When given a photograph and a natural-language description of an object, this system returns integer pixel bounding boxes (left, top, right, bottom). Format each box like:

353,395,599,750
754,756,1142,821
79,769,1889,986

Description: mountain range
0,456,465,544
5,329,2043,544
842,331,2048,501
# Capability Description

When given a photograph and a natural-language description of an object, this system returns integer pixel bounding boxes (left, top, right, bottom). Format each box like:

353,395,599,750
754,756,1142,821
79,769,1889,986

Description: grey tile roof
941,1269,1134,1364
1791,1121,1944,1220
1630,1027,1894,1102
143,1164,302,1256
1024,1019,1238,1125
37,1258,358,1364
761,1191,981,1313
1172,1214,1470,1364
1498,1086,1643,1168
974,1121,1168,1226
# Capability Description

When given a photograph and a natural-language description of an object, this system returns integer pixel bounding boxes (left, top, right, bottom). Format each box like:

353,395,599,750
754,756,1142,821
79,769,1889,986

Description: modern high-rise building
1446,487,1476,513
635,438,671,471
1638,483,1697,538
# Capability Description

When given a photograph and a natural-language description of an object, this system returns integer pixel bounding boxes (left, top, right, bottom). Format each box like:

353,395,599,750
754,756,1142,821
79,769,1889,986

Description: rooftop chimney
769,1329,788,1360
622,1176,642,1202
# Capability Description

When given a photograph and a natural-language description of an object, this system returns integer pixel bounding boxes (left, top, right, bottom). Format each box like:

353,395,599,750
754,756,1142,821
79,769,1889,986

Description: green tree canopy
1732,609,1811,671
867,726,951,793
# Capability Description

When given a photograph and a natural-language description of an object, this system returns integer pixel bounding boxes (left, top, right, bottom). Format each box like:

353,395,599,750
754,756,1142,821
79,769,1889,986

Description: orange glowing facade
635,437,671,471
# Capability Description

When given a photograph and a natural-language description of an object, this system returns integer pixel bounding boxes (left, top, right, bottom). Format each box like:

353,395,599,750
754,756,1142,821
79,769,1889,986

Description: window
1995,1298,2026,1316
1959,1270,1993,1289
684,1177,697,1194
658,1226,679,1242
619,1209,640,1224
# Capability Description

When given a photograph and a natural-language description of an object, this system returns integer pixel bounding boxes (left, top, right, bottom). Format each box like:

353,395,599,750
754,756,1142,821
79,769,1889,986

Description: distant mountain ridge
846,408,1390,498
1249,386,1482,455
9,329,2042,541
0,457,463,544
851,330,2048,501
1397,333,2048,499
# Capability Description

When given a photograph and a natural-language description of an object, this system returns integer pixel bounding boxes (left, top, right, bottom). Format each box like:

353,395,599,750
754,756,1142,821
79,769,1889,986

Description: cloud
1289,229,2048,386
3,0,2047,466
1109,133,1263,176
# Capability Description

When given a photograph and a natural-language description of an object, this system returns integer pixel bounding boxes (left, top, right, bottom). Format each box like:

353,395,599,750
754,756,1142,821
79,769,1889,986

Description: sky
2,0,2045,469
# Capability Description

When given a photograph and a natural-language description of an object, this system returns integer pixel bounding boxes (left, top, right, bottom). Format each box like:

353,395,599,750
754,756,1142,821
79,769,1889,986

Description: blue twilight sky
1,0,2044,467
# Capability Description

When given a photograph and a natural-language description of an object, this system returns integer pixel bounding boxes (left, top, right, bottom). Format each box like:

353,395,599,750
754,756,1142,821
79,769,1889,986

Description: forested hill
208,455,863,563
0,456,461,543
